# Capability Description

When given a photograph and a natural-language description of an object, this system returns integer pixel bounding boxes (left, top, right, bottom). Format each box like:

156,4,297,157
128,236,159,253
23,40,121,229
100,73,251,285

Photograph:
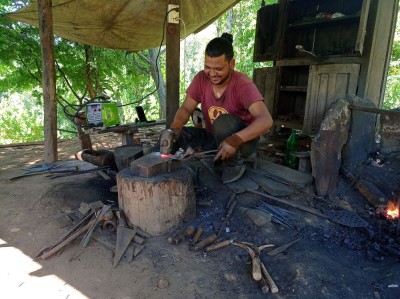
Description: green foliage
217,0,277,77
383,9,400,109
0,92,44,143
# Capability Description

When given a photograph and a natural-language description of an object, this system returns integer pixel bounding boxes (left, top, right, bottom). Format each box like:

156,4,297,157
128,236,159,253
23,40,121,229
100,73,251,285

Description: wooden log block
114,145,143,171
117,168,195,236
356,179,387,206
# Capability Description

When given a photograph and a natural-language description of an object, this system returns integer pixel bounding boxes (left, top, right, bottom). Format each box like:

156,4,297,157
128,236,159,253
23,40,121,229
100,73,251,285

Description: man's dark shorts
177,114,258,158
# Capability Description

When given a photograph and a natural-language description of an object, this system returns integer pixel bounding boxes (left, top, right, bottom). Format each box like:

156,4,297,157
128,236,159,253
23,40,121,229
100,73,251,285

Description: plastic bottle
285,129,300,169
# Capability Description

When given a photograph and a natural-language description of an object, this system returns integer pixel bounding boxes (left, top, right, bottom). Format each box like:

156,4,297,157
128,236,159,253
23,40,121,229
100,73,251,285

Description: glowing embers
385,200,399,220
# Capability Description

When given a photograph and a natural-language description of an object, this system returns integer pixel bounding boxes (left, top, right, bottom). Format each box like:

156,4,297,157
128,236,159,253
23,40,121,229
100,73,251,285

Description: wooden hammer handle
205,239,231,253
261,262,278,293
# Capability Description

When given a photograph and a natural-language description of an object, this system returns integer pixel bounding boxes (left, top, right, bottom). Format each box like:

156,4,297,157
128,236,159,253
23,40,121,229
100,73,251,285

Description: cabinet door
303,64,360,135
253,67,277,114
253,3,285,61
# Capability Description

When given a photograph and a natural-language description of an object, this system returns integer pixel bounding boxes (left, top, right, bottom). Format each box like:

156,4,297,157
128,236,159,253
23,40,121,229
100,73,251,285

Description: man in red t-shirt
161,33,273,181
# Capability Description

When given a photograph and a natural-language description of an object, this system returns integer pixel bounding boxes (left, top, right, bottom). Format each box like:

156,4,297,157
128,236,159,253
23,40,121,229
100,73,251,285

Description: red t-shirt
186,70,263,132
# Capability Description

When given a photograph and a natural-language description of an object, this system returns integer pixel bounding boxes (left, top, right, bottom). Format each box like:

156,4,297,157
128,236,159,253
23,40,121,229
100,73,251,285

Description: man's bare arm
235,101,273,142
170,96,199,130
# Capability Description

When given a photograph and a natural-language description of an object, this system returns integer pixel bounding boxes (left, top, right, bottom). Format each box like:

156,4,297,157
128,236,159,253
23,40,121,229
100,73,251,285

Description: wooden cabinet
254,0,370,61
282,0,370,59
253,0,368,134
255,64,360,135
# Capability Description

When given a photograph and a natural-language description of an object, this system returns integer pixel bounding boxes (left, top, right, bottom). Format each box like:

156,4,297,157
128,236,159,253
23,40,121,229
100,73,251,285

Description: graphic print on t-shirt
208,106,228,124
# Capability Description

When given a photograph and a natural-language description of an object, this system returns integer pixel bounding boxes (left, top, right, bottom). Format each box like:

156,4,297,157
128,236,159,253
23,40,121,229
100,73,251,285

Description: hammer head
159,129,179,155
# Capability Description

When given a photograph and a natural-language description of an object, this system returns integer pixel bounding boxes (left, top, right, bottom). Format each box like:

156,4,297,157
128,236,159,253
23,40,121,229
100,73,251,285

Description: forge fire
385,200,399,220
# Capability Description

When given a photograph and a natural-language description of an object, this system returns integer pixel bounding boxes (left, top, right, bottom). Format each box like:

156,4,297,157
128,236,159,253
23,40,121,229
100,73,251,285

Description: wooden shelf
274,119,304,130
276,56,362,66
287,14,360,30
280,86,308,92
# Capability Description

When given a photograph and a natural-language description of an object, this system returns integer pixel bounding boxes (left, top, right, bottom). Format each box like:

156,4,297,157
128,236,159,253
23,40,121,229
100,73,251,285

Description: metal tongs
179,146,218,160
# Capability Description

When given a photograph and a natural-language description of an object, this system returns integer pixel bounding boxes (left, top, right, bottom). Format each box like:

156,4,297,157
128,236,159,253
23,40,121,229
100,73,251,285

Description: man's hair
205,32,234,61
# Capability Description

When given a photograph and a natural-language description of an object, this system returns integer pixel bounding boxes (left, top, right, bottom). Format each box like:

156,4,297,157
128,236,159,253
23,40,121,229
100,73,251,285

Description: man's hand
213,140,237,161
213,134,244,162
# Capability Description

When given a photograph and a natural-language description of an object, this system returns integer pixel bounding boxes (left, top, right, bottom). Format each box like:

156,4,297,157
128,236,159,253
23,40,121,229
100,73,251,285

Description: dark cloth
177,114,258,158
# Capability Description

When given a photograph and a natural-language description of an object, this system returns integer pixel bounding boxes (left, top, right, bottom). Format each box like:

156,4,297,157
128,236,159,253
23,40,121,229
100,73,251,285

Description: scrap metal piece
222,164,246,184
113,210,137,269
80,205,111,248
324,210,369,228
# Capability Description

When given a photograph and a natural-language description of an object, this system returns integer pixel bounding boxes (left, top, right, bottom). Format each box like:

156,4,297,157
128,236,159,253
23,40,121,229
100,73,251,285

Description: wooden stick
81,205,110,247
40,220,94,260
232,242,262,281
258,277,269,294
136,227,152,239
349,104,400,116
193,233,218,251
226,193,237,208
205,239,232,253
190,226,204,246
260,262,279,293
34,211,94,259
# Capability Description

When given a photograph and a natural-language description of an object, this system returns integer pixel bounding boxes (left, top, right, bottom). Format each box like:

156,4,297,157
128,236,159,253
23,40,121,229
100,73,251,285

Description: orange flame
160,154,172,158
386,201,399,220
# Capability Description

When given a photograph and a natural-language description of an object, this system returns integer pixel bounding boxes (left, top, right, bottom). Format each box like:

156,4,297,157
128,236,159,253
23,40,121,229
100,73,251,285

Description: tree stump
117,168,196,236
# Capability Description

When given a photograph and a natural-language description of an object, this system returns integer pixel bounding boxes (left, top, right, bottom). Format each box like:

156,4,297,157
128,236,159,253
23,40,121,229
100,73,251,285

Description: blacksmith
160,32,273,182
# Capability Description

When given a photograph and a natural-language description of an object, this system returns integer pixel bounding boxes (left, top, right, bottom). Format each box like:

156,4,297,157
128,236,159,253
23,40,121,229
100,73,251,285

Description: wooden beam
38,0,57,162
364,0,399,108
166,0,181,127
349,104,400,116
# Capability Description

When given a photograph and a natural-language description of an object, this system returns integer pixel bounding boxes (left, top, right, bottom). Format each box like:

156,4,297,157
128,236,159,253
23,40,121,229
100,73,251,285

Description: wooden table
84,120,166,145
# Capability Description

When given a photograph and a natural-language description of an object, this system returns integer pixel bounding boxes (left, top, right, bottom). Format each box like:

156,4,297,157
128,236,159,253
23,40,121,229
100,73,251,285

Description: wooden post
364,0,399,108
166,0,180,127
38,0,57,162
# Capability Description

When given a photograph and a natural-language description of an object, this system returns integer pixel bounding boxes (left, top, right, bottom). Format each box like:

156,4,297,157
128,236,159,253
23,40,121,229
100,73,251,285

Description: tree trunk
84,45,97,99
149,48,166,119
226,9,235,33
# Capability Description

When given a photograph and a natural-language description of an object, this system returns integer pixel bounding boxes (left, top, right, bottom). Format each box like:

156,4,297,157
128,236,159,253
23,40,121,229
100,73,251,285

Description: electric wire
177,17,187,89
118,7,179,108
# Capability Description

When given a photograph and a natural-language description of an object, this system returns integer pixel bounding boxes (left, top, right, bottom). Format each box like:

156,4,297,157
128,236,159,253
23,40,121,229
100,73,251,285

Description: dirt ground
1,128,400,299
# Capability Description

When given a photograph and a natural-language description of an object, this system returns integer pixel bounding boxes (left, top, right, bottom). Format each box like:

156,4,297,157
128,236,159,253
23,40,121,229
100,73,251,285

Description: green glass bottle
285,129,299,169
